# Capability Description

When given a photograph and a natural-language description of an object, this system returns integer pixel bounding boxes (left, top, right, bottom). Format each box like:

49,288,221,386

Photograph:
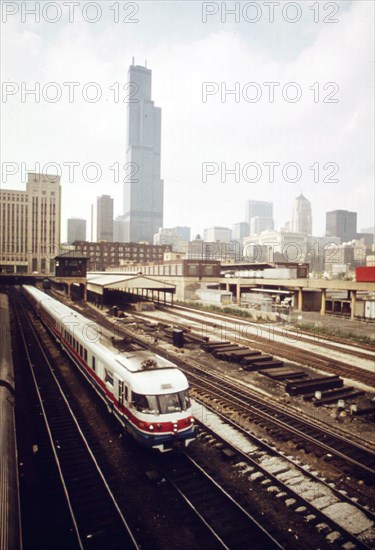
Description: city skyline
1,1,373,242
63,193,372,246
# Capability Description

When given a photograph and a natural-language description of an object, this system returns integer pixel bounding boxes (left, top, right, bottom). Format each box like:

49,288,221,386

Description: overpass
1,273,374,320
220,277,375,320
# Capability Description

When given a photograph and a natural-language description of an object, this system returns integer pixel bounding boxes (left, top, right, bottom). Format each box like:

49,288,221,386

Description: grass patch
175,301,260,320
293,321,375,347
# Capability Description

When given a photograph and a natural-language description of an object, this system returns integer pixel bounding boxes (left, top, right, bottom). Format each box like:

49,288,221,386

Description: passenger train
23,285,196,451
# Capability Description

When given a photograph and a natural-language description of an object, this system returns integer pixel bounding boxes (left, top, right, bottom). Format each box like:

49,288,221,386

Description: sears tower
124,62,163,243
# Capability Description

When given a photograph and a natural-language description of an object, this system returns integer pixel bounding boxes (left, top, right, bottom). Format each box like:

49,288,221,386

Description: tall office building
124,62,163,243
113,215,127,243
153,227,188,253
291,194,312,235
67,218,86,243
0,172,61,273
326,210,357,242
97,195,113,242
231,222,249,241
203,226,232,243
245,200,274,235
173,226,191,242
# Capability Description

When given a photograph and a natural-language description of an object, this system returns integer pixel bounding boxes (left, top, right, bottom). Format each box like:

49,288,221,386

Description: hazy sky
1,0,374,241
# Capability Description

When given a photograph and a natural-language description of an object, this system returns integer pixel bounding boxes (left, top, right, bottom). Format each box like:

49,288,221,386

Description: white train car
23,286,195,452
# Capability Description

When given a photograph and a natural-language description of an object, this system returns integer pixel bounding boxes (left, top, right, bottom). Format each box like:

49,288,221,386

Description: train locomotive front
23,285,196,452
115,351,195,451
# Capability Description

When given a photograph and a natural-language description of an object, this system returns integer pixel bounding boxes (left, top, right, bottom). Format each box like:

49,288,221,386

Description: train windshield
132,390,191,415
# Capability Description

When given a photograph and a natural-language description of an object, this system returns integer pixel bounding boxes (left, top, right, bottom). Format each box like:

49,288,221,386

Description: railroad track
156,305,375,387
156,451,284,549
11,291,139,550
44,296,375,479
168,304,375,358
187,370,375,482
190,406,375,547
17,288,305,547
18,288,281,549
28,290,375,546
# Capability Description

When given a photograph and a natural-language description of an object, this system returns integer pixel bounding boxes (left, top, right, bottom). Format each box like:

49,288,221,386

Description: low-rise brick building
73,241,172,271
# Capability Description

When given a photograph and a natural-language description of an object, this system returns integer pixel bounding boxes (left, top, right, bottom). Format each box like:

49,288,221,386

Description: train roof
128,367,189,395
24,284,53,302
115,351,175,373
23,286,189,394
24,286,91,325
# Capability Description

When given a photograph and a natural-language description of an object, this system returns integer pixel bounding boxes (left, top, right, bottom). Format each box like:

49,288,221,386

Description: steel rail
14,291,139,549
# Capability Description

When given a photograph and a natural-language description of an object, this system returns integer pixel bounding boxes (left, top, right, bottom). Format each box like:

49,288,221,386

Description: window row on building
110,259,221,278
73,241,172,271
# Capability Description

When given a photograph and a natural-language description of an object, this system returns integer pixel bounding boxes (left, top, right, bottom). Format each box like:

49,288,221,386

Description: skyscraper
124,63,163,243
231,222,249,241
245,200,274,235
67,218,86,243
113,215,127,243
326,210,357,242
291,194,312,235
97,195,113,242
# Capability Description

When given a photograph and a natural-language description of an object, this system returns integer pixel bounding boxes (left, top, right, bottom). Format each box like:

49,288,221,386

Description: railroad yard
3,286,375,549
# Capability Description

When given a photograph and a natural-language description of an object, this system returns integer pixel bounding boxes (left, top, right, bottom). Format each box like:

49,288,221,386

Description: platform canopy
87,273,176,295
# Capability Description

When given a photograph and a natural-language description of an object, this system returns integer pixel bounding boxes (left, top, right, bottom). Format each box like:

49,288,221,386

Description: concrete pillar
297,288,303,311
350,290,356,321
320,288,326,316
226,282,230,292
236,283,241,304
83,284,87,301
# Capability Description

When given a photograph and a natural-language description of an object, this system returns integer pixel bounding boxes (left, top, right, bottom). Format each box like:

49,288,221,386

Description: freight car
356,266,375,283
0,293,22,550
23,286,195,451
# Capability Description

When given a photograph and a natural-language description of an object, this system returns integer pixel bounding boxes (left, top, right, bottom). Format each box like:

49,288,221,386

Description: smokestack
91,204,93,241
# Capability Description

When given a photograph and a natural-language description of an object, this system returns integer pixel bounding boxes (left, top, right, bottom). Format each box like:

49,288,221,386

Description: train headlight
149,424,154,431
